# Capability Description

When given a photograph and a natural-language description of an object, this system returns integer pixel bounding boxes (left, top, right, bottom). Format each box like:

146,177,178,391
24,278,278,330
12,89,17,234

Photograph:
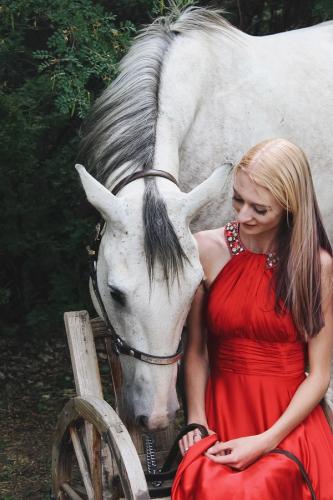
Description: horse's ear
183,165,232,221
75,164,125,224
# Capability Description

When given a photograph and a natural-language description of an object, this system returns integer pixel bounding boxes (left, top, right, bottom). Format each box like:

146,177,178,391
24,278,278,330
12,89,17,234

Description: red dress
172,222,333,500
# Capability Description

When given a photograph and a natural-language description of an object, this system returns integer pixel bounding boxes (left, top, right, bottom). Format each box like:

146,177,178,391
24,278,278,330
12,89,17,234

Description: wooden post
64,311,103,399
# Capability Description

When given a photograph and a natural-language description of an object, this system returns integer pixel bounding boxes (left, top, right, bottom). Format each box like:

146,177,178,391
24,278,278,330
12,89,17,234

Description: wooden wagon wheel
52,395,150,500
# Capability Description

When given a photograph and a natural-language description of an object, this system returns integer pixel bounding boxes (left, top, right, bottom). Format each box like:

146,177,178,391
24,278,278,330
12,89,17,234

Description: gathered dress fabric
171,222,333,500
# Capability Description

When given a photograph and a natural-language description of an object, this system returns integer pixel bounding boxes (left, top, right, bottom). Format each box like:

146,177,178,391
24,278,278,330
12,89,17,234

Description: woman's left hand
205,433,272,471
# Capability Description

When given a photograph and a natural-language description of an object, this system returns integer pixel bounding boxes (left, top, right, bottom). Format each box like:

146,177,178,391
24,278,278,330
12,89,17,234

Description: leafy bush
0,0,136,335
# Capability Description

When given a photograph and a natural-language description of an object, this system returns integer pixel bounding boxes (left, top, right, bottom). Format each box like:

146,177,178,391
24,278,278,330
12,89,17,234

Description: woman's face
232,169,285,236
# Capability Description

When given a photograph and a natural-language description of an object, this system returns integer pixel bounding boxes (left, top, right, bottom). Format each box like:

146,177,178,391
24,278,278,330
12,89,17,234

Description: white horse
76,7,333,430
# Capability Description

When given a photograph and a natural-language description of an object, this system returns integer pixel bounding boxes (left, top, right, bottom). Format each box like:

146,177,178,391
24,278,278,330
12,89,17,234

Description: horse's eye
108,285,126,306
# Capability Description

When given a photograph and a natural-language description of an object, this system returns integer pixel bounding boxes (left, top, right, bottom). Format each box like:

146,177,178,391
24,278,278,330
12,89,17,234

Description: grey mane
78,6,240,283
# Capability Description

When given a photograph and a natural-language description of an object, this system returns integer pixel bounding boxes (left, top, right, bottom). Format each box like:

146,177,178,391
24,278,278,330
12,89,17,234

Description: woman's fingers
178,429,204,456
179,433,190,456
188,431,194,448
206,440,232,455
193,428,202,443
205,451,236,464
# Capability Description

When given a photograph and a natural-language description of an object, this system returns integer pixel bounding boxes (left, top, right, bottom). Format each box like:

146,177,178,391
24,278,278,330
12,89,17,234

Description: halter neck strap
111,169,179,195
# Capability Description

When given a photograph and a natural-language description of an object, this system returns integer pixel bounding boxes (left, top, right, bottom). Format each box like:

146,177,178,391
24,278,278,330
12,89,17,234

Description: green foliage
0,0,136,336
199,1,333,34
312,0,333,20
151,0,199,16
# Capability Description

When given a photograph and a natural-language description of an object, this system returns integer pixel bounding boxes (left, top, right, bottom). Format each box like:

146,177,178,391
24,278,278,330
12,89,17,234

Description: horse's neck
152,31,250,185
153,22,333,190
106,22,333,231
152,24,333,232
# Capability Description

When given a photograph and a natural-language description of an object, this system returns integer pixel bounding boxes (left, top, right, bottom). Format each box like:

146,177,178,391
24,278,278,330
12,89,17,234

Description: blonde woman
172,139,333,499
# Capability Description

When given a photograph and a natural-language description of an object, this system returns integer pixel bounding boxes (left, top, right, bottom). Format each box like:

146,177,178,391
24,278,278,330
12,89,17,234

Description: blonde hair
234,138,332,338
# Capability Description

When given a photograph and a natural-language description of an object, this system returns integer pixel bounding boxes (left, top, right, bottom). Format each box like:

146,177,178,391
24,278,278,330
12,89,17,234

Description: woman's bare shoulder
194,227,228,256
194,227,230,284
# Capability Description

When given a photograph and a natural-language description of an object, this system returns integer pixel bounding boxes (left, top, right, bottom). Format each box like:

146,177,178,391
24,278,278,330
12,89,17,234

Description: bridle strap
111,169,178,195
89,250,183,365
87,169,183,365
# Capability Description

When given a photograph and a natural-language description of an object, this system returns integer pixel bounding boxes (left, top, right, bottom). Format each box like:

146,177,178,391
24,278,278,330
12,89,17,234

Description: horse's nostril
136,415,148,428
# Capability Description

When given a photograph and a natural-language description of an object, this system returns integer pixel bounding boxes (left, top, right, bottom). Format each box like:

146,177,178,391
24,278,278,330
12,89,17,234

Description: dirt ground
0,327,184,499
0,330,76,499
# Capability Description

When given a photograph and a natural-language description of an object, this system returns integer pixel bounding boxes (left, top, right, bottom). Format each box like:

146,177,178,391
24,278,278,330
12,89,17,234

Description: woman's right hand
178,424,215,456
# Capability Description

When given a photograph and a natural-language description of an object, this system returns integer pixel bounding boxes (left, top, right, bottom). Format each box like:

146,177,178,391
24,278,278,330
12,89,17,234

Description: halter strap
87,169,183,365
111,169,179,195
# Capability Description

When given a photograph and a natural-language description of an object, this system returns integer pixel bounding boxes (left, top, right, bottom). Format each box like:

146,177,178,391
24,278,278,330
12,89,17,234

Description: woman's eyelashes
232,196,268,215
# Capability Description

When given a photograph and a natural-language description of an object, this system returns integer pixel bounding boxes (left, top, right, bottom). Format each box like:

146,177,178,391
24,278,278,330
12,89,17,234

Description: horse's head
76,164,229,430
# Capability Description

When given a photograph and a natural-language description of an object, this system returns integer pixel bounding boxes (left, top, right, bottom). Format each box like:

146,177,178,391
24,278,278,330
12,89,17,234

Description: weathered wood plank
90,316,124,415
64,311,106,498
90,316,107,335
64,311,103,399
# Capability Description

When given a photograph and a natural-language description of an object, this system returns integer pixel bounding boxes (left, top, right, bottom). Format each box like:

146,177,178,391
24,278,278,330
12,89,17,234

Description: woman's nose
236,204,253,223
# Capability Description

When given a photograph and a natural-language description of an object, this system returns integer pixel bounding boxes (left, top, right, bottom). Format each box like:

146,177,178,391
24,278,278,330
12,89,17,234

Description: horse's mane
78,6,241,284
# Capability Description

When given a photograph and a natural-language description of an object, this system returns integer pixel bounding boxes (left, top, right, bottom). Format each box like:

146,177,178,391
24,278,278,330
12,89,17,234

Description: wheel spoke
91,426,102,499
101,439,113,499
61,482,84,500
52,395,150,500
83,421,94,466
70,426,94,500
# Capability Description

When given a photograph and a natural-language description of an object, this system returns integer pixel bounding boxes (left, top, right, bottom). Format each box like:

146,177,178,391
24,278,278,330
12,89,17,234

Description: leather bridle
88,169,184,365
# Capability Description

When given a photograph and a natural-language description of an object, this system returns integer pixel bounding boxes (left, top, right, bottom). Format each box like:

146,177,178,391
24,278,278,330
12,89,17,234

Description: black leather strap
89,245,183,365
111,168,178,195
269,448,316,499
160,423,209,474
86,169,183,365
145,423,208,496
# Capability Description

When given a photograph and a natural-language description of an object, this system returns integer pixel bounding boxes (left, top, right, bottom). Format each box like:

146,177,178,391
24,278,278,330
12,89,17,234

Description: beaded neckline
225,221,278,269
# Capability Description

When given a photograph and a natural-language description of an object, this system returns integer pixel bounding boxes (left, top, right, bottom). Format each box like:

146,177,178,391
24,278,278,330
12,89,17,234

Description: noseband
88,169,183,365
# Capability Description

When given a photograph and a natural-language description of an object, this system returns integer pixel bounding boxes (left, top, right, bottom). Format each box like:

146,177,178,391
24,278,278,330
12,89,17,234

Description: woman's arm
206,250,333,470
263,251,333,447
184,284,210,427
178,283,210,456
179,229,230,455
